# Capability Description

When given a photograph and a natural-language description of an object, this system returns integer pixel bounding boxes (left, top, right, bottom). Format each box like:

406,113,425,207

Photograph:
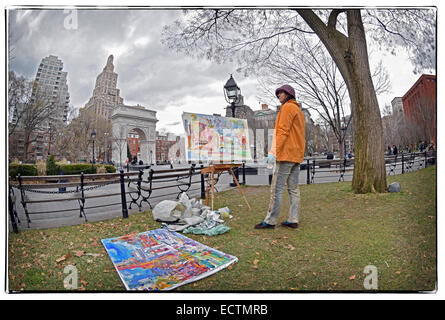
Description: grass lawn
8,166,436,292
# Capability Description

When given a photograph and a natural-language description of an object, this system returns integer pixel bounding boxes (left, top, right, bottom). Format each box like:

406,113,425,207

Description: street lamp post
104,132,109,163
91,129,96,172
224,74,241,186
224,74,241,118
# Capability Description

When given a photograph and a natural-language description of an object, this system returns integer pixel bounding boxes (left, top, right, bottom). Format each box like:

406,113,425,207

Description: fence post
242,162,246,185
17,173,31,227
401,153,405,174
8,186,19,234
306,159,310,184
79,172,87,221
424,151,428,168
200,165,206,199
312,159,316,183
120,170,129,219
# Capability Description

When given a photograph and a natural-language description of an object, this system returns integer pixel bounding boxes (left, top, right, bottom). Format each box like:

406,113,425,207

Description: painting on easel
182,112,252,162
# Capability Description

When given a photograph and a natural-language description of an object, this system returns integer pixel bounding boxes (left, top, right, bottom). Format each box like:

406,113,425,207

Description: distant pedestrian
392,145,398,155
387,146,392,155
255,84,306,230
428,143,435,151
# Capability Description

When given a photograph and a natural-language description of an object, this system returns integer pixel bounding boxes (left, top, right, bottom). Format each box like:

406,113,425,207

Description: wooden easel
201,163,251,211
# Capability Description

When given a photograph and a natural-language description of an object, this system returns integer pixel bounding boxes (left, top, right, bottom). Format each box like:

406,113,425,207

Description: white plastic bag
178,192,193,218
152,200,183,222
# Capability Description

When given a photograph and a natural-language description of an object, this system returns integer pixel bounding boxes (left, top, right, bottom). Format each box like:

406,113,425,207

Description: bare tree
112,126,128,168
254,34,391,159
15,83,55,162
8,71,31,137
163,8,435,193
54,108,111,162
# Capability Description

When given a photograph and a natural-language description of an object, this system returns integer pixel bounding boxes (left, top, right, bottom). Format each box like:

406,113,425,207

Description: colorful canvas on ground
182,112,252,161
101,228,238,291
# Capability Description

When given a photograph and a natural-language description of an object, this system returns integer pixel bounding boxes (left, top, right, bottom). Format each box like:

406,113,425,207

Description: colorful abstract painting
182,112,252,161
101,229,238,291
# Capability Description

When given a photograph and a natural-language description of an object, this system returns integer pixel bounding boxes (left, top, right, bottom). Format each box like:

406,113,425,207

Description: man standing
255,84,306,229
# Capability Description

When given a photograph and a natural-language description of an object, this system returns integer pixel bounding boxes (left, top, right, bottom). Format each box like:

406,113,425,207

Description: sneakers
254,221,275,229
281,221,299,229
255,221,299,229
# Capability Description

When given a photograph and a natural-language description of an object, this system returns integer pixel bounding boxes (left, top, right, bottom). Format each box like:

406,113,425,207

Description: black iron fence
9,164,247,233
299,151,436,184
8,154,435,233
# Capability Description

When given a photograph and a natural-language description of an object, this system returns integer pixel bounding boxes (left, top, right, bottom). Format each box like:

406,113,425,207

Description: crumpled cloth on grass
183,224,230,236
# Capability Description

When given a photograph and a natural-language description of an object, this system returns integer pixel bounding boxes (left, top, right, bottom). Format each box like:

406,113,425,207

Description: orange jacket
269,99,306,163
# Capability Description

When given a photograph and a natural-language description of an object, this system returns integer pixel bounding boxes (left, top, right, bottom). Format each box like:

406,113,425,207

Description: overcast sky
7,7,435,135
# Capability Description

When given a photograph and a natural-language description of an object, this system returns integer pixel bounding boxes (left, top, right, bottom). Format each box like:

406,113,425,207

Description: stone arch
111,105,157,167
127,127,148,163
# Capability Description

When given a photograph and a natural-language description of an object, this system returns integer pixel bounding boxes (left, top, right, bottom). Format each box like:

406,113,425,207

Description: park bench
10,170,142,228
308,158,351,183
405,153,416,172
127,165,202,210
426,151,436,165
385,155,398,175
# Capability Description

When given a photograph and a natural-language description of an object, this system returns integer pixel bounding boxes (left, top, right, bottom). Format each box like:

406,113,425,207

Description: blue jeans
264,161,301,225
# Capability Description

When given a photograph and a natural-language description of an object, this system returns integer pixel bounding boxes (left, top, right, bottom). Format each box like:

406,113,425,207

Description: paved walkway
10,156,428,231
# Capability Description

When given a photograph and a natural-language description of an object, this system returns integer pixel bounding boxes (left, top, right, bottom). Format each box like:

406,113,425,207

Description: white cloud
134,36,150,48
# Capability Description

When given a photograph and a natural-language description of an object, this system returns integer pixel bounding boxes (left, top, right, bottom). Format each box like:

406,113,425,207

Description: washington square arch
111,104,158,166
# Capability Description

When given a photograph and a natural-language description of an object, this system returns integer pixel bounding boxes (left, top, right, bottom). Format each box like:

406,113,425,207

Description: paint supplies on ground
153,192,232,235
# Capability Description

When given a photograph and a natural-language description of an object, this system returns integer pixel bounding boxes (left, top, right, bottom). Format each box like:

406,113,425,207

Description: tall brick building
402,74,436,143
84,55,124,119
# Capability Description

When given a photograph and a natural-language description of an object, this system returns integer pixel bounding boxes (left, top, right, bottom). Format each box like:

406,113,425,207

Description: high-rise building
84,54,124,119
9,55,70,161
33,55,70,125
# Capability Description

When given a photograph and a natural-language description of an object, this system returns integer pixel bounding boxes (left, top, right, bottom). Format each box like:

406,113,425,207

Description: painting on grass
101,228,238,291
182,112,252,162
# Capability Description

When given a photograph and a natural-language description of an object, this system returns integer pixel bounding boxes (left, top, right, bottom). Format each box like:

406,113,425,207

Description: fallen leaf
73,250,85,257
287,244,295,251
253,259,259,268
395,270,401,274
349,275,356,280
55,252,71,263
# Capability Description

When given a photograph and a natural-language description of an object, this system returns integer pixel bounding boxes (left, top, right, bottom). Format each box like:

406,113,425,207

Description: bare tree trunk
346,11,386,193
297,9,387,193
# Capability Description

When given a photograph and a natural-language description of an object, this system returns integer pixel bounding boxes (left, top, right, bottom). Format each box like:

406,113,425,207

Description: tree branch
328,9,346,29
